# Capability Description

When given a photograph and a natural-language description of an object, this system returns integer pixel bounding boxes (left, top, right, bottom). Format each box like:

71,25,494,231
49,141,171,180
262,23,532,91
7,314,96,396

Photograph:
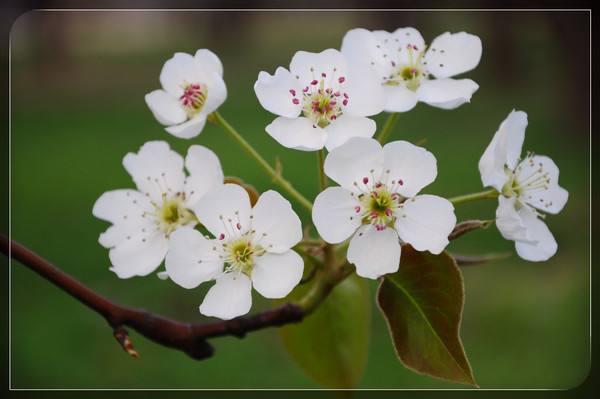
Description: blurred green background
9,10,590,389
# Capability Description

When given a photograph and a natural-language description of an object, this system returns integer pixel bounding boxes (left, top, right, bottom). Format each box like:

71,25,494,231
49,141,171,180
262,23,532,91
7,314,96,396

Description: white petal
514,206,558,262
347,225,401,279
342,62,386,116
192,183,252,239
265,116,327,151
108,233,169,279
251,191,302,253
98,218,154,249
251,251,304,299
184,145,224,207
383,140,437,198
341,28,392,78
323,115,376,151
478,110,527,191
495,196,532,242
194,49,223,77
312,187,361,244
324,137,384,192
165,227,223,289
92,189,152,225
254,67,302,118
423,32,482,79
199,273,252,320
122,141,186,202
417,78,479,110
289,49,349,84
374,27,425,67
144,90,187,126
383,85,419,113
516,155,568,215
165,115,207,139
159,52,206,97
202,71,228,115
395,195,456,254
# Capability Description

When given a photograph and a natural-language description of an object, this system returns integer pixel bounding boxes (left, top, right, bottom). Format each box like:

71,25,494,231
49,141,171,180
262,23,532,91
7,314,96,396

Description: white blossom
93,141,224,278
312,137,456,279
254,49,386,151
479,110,568,261
165,184,304,320
145,49,227,139
341,27,481,112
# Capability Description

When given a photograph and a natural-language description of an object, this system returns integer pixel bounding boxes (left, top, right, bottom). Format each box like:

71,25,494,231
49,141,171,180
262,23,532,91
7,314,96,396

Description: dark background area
7,10,590,389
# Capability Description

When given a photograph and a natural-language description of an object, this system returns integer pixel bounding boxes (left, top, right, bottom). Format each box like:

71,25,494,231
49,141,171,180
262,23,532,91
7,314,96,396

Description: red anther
236,223,242,230
354,206,361,214
362,177,369,184
398,179,404,186
303,86,309,92
289,89,296,96
330,115,337,120
375,182,383,188
218,233,225,240
391,61,396,67
413,45,419,51
321,72,327,77
343,99,348,106
292,98,300,105
343,93,349,98
385,208,393,217
334,91,341,96
370,211,378,219
338,76,346,84
311,79,318,85
371,191,378,198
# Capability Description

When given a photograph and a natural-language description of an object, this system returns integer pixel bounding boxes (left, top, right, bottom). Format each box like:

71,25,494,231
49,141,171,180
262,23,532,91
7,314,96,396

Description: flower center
502,154,551,199
179,83,207,118
383,44,426,92
290,69,349,128
217,232,266,276
353,180,406,231
155,193,196,236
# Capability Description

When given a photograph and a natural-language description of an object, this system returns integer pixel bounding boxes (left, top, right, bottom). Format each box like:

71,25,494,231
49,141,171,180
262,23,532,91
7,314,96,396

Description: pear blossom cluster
93,26,568,321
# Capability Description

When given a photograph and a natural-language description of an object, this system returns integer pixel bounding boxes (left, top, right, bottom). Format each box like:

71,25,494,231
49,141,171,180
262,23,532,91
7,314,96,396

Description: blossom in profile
93,141,224,278
165,184,304,320
145,49,227,139
312,137,456,278
341,27,482,112
254,49,386,151
479,110,568,261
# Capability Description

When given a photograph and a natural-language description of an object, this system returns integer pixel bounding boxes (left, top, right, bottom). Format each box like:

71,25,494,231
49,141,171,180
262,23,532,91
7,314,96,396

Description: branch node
113,326,139,359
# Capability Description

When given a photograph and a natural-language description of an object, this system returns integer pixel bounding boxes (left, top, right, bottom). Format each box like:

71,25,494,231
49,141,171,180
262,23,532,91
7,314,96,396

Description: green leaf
279,273,371,388
377,245,477,386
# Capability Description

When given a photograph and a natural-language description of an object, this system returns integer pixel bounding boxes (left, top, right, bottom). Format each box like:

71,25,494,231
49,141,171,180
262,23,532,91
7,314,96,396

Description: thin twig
451,252,512,266
449,220,494,241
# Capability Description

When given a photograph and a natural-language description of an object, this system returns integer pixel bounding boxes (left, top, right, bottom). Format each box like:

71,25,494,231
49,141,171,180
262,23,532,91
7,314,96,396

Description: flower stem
316,149,328,191
211,112,313,212
448,188,499,205
377,112,400,144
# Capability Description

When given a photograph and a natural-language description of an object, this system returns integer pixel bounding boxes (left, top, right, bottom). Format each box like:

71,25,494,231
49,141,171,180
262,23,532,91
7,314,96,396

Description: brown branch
451,252,512,266
449,220,494,241
1,235,304,361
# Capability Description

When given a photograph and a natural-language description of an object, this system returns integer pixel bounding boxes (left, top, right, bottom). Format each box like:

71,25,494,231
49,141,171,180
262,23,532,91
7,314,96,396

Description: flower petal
516,155,568,215
395,195,456,254
495,196,532,242
184,145,224,207
373,27,425,67
383,140,437,198
108,232,169,279
194,49,223,77
341,28,392,77
202,71,228,115
165,115,207,139
254,67,302,118
416,78,479,110
343,62,386,116
165,227,223,289
265,116,327,151
122,141,185,202
251,190,302,253
159,52,209,97
324,137,384,192
192,183,252,239
514,206,558,262
347,225,401,279
323,115,376,151
199,273,252,320
144,90,187,126
423,32,482,79
289,49,349,84
478,110,527,191
93,189,152,225
312,186,361,244
382,85,419,113
251,250,304,299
